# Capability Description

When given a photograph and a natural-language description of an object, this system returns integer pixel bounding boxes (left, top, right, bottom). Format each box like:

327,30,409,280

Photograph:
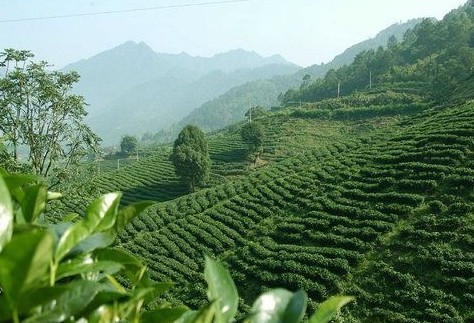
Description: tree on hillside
245,105,267,121
120,135,138,156
240,121,264,164
0,49,100,185
171,125,210,191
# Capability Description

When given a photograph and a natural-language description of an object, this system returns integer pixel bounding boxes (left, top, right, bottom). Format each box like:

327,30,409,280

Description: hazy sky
0,0,468,68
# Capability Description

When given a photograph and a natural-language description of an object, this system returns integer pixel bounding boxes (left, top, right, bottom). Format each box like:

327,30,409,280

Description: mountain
173,19,422,134
62,43,298,145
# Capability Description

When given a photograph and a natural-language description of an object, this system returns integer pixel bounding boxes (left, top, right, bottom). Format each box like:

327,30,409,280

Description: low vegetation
0,171,352,322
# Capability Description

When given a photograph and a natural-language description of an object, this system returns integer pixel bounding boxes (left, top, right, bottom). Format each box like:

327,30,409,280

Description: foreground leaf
23,280,104,323
2,173,39,202
282,290,308,323
0,231,53,309
55,221,90,262
0,174,13,252
247,288,294,323
85,192,122,232
21,184,47,223
309,296,355,323
204,255,239,323
140,306,188,323
114,201,154,233
72,231,117,254
95,248,145,284
56,259,123,281
176,302,217,323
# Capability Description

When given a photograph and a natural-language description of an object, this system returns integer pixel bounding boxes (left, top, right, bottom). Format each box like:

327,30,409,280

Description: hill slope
113,97,473,321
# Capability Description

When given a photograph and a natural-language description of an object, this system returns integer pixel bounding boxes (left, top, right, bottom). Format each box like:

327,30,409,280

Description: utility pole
369,70,372,89
117,158,120,170
337,81,341,98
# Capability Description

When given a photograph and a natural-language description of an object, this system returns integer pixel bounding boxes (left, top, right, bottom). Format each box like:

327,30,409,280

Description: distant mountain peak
113,40,155,54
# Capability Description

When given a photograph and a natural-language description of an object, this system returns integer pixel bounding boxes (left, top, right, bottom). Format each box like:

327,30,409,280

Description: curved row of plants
117,101,474,321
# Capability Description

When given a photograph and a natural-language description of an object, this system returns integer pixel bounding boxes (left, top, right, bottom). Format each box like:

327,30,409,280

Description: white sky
0,0,468,68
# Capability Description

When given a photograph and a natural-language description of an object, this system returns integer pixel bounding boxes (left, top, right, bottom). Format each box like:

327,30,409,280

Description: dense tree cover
120,135,138,156
172,125,211,191
283,3,474,104
0,49,100,185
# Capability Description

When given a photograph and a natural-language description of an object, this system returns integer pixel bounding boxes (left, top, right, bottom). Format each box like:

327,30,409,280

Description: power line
0,0,262,23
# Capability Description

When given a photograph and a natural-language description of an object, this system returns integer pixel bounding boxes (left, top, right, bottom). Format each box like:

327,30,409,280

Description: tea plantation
53,93,471,321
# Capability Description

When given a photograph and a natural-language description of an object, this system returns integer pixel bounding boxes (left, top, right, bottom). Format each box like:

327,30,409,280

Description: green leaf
46,191,63,201
0,174,13,252
0,231,53,309
55,220,91,262
95,248,143,268
85,192,122,232
114,201,154,233
18,285,69,314
0,295,11,321
63,213,79,222
81,290,128,318
56,259,123,281
308,296,354,323
72,231,117,254
141,282,175,305
283,290,308,323
204,255,239,323
2,173,39,202
23,280,104,323
21,184,47,223
175,302,217,323
95,247,144,282
247,288,294,323
141,306,189,323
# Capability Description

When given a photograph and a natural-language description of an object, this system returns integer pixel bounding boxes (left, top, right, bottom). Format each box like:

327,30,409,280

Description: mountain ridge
171,19,423,137
63,42,299,145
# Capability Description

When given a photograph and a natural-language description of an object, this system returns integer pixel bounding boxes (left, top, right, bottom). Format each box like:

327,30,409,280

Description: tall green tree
241,121,264,164
0,49,100,185
120,135,138,156
171,125,210,191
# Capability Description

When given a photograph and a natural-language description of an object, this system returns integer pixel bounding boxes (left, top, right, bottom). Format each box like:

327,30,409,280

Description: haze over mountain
170,19,423,137
63,42,298,145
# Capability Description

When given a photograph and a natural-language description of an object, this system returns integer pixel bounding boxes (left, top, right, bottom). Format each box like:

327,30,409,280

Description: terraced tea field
46,92,473,321
112,99,474,321
47,112,352,222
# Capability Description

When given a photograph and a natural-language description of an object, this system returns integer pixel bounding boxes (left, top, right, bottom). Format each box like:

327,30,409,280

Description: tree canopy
240,121,264,163
0,49,100,185
171,125,210,191
282,4,474,104
120,135,138,156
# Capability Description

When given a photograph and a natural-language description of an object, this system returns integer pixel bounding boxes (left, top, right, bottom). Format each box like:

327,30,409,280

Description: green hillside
109,96,473,321
40,2,474,321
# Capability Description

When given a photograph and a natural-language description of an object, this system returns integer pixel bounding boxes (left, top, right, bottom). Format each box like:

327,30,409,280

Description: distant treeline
283,2,474,104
